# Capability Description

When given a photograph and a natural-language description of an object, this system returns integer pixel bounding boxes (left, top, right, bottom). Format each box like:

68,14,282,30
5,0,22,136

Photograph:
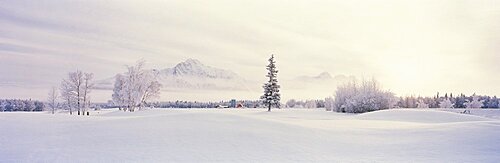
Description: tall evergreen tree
261,54,281,112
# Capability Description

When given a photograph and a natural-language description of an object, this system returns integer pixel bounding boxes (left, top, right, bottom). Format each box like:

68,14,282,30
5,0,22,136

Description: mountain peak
175,59,203,68
164,59,239,80
183,58,202,65
294,72,333,81
316,72,332,79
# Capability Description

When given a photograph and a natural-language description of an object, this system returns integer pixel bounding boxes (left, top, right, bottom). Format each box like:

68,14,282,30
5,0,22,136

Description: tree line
284,99,326,109
0,99,44,112
396,93,498,109
284,78,500,113
104,100,264,109
284,93,499,110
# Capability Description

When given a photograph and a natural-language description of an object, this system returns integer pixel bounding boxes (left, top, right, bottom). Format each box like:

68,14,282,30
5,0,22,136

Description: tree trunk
268,104,271,112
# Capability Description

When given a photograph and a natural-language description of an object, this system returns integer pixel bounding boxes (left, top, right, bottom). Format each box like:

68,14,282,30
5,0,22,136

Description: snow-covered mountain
294,72,356,83
157,59,248,90
159,59,240,80
284,72,356,97
295,72,333,81
95,59,250,91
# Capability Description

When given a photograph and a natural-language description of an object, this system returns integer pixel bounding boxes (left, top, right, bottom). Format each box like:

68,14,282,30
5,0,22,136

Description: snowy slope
357,109,492,123
1,109,500,162
437,108,500,120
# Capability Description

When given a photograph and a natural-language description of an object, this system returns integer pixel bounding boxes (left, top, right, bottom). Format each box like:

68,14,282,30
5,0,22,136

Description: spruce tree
261,54,281,112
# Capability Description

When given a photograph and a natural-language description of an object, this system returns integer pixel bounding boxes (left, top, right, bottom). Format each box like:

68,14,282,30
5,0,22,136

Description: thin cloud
0,0,499,100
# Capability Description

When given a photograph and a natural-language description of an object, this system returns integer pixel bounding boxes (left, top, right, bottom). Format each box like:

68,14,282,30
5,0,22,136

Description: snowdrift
1,109,499,162
357,109,492,123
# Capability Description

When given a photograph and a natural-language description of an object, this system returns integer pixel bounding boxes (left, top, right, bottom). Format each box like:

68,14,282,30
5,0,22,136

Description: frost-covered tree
112,74,126,110
286,99,296,108
60,70,94,115
464,94,484,108
416,100,429,108
324,97,335,111
113,60,162,112
454,94,467,108
294,101,304,108
24,100,35,111
439,98,454,108
0,100,5,112
333,78,397,113
316,100,325,108
260,54,281,112
67,70,84,115
486,96,499,108
16,100,25,111
81,73,94,115
139,72,162,108
34,101,44,111
47,86,59,114
60,78,76,115
305,100,317,109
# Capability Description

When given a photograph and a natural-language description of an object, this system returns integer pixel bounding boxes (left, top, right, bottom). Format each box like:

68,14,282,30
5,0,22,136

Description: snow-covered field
1,109,499,163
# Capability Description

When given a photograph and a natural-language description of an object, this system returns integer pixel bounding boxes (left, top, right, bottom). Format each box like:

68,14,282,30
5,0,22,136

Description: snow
438,108,500,120
357,109,492,123
1,109,500,162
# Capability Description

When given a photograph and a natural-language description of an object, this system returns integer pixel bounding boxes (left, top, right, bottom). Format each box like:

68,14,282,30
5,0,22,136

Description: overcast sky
1,0,499,99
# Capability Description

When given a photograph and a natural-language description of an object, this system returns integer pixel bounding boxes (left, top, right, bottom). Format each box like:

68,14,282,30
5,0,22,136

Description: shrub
333,78,397,113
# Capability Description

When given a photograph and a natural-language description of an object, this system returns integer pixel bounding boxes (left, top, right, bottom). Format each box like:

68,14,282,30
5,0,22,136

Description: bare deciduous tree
60,70,94,115
47,86,59,114
82,73,94,114
112,74,126,110
60,79,75,115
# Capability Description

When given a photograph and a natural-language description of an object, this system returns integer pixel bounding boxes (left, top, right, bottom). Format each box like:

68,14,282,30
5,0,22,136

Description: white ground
1,108,499,163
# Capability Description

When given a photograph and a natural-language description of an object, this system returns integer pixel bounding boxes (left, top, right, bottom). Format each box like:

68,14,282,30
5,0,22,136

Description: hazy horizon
1,0,499,101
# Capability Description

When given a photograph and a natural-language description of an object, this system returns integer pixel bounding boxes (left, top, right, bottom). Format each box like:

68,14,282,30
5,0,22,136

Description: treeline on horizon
0,99,45,112
1,92,499,112
396,93,500,108
275,93,499,109
106,100,264,109
102,92,500,109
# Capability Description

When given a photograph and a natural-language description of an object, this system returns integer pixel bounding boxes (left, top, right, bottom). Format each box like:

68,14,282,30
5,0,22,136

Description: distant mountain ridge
160,59,240,80
95,59,248,90
294,72,333,81
294,72,355,83
157,59,248,90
